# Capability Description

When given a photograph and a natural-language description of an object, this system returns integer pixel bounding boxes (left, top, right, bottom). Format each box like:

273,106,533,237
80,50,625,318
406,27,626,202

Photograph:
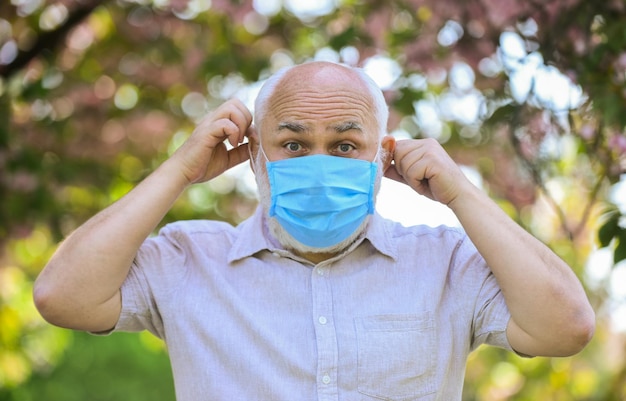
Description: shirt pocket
355,313,436,401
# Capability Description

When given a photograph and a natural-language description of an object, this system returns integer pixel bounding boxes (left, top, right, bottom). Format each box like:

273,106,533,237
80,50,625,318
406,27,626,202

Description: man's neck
297,251,338,265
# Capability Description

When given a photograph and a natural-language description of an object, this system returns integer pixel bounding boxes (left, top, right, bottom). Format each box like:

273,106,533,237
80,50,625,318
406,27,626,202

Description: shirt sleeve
90,252,165,338
109,226,188,339
115,258,166,339
471,267,512,351
456,236,513,352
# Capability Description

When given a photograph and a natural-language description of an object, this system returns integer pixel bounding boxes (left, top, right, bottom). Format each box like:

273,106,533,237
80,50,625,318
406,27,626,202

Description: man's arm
385,138,595,357
33,99,253,332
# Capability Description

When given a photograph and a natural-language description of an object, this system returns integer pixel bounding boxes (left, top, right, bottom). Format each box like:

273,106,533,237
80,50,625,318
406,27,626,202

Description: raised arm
33,99,253,332
385,138,595,357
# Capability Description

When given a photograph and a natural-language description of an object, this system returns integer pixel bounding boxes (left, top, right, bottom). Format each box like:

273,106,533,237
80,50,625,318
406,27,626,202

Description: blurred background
1,0,626,399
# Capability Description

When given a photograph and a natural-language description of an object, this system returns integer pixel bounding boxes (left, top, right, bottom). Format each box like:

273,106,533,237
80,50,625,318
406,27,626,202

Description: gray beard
266,211,371,255
253,150,385,255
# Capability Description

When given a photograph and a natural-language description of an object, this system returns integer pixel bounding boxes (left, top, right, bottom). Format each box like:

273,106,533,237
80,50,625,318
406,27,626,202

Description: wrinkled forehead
265,65,377,124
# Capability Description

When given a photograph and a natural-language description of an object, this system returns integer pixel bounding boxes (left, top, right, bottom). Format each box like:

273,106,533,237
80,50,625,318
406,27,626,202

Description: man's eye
286,142,302,152
337,144,354,153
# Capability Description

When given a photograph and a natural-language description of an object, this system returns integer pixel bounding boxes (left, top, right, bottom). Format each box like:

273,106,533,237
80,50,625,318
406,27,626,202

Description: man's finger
226,99,253,139
228,110,252,145
383,164,407,185
211,118,242,148
225,143,251,169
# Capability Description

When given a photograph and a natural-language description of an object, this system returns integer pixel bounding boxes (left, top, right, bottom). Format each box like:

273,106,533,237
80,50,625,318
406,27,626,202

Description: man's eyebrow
276,121,363,134
277,121,308,133
332,121,363,133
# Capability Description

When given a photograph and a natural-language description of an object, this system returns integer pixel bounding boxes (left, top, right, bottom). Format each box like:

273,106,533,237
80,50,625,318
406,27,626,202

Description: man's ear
381,135,396,172
247,125,260,173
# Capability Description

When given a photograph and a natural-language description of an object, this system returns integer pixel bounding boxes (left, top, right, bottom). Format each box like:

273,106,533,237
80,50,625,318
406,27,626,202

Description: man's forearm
34,159,189,332
448,183,594,357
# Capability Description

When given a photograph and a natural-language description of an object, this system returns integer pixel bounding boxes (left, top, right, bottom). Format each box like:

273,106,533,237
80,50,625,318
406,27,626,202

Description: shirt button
316,267,325,276
318,316,327,325
322,374,331,384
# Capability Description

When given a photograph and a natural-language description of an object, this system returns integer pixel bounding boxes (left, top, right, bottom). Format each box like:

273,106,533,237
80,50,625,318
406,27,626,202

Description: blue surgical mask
264,152,378,248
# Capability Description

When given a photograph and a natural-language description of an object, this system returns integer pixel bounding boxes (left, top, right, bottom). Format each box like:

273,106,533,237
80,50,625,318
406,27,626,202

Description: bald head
254,62,388,138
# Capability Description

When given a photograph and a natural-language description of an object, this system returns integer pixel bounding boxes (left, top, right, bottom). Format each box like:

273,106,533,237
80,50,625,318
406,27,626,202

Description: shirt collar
227,207,273,263
228,206,398,263
364,210,399,261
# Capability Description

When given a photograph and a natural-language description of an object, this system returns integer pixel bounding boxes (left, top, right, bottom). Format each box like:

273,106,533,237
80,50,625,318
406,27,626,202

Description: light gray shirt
113,206,512,400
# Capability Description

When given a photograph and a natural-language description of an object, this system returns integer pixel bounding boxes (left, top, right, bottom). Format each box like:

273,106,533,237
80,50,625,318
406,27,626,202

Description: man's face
252,64,385,255
259,64,381,163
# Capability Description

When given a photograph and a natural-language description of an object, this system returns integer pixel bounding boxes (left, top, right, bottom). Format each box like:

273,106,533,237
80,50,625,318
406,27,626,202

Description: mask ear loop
258,143,270,163
248,138,271,171
371,139,384,163
371,147,380,163
368,145,381,214
248,140,254,163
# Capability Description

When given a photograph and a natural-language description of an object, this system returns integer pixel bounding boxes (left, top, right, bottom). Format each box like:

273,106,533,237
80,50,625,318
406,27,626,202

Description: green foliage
0,265,70,392
0,331,174,401
599,208,626,264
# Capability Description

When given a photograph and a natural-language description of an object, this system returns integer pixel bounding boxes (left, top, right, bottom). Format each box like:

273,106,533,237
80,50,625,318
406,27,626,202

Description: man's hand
383,138,471,206
171,98,254,185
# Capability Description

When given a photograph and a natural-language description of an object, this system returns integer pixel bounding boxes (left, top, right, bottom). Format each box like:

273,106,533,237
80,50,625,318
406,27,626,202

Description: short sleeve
114,258,166,338
471,269,512,351
109,227,189,339
89,255,165,338
450,235,513,352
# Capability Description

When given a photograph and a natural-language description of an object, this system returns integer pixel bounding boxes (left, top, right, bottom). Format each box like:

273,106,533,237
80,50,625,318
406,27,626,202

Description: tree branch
510,108,575,240
0,0,104,80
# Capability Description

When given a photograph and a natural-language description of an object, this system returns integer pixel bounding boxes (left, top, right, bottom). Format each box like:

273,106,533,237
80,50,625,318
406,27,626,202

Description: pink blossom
609,133,626,154
579,124,596,140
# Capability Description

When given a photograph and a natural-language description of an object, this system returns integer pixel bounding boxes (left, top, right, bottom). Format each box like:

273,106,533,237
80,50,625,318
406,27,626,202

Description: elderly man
34,61,594,400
